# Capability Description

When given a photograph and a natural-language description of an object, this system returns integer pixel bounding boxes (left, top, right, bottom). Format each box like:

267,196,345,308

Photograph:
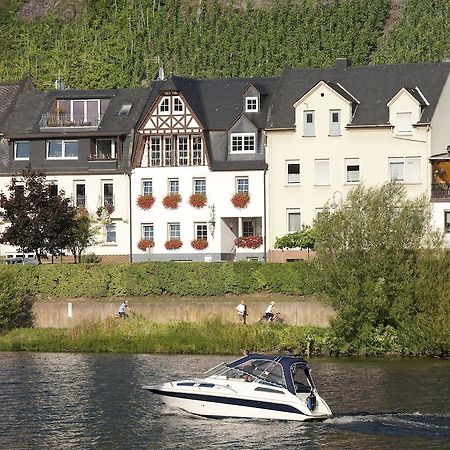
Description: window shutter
315,159,330,185
405,157,421,183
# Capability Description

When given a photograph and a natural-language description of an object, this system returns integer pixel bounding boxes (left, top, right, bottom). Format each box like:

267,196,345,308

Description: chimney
336,58,352,68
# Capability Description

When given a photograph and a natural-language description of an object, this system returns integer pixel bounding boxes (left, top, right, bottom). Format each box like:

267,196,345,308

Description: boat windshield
291,363,313,393
206,358,287,389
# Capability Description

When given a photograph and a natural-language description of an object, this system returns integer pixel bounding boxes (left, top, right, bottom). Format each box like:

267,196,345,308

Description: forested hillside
0,0,449,90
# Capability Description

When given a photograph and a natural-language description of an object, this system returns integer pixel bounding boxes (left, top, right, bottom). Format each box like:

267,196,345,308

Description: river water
0,353,448,449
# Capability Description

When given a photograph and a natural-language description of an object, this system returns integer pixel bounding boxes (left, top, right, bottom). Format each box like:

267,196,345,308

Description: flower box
165,238,182,250
189,193,207,208
104,203,115,214
234,235,263,249
137,194,155,210
163,193,182,209
191,239,208,250
231,192,250,208
137,238,154,251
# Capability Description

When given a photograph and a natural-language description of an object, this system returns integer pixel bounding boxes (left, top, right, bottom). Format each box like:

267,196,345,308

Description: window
173,97,184,114
142,179,152,195
118,103,132,116
192,136,203,165
231,133,256,153
150,137,161,166
47,140,78,159
389,157,421,183
315,208,325,218
314,159,330,185
286,161,300,184
159,97,170,114
103,182,114,208
142,224,154,240
345,158,360,183
396,112,412,134
164,137,173,166
75,182,86,207
243,220,255,237
303,110,315,136
445,211,450,233
14,141,29,160
245,97,259,112
236,177,249,193
168,223,180,239
168,178,179,194
95,139,116,159
287,209,301,232
56,98,108,126
48,183,58,197
106,224,116,243
329,109,341,136
195,223,208,240
178,136,189,166
194,178,206,194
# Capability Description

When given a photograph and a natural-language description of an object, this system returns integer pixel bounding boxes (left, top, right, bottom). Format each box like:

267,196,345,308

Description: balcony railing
40,113,103,129
431,183,450,199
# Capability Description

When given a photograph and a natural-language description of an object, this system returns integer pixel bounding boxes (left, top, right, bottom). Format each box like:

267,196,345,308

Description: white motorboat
143,353,332,421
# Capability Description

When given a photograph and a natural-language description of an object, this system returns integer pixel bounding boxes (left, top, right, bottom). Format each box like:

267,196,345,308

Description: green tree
274,226,316,254
0,167,77,263
313,182,448,354
69,208,101,263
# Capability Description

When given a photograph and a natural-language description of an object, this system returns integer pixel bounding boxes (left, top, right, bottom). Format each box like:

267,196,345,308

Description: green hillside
0,0,449,90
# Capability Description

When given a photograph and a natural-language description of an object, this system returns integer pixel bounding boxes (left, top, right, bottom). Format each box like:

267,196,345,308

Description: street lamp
330,191,343,210
208,204,216,237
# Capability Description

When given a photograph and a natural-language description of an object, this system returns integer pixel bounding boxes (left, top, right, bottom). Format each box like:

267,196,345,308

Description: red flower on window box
231,192,250,208
189,193,207,208
191,239,208,250
104,203,115,214
137,194,155,210
234,235,263,249
165,238,182,250
162,193,182,209
137,238,154,251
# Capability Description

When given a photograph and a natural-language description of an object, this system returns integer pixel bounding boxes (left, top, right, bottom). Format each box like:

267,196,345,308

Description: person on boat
264,301,277,321
117,300,131,318
235,300,248,324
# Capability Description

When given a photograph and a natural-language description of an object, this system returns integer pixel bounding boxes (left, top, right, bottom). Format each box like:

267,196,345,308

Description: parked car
2,257,39,265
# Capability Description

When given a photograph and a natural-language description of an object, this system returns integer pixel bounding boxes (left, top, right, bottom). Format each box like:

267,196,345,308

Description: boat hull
145,387,329,422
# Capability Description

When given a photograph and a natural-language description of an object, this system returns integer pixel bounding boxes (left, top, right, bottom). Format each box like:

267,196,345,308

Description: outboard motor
306,392,317,411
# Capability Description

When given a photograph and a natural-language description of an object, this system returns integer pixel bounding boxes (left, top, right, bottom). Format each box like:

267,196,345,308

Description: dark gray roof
155,75,281,130
3,86,152,138
0,77,34,130
268,62,450,128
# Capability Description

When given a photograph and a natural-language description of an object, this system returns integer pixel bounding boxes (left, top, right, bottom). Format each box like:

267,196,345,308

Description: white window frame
314,159,330,185
194,222,208,240
168,223,180,240
444,210,450,233
242,219,256,237
14,141,30,160
102,180,114,208
74,181,86,208
287,209,301,233
150,137,161,166
142,179,152,195
142,223,154,240
236,177,249,193
303,110,315,137
230,133,256,153
245,97,259,112
315,207,325,218
163,137,173,166
192,136,203,165
105,223,116,243
345,158,360,183
95,139,116,159
172,96,184,114
177,136,189,166
159,97,170,114
329,109,341,136
193,178,206,194
168,178,179,194
395,112,413,135
389,156,421,183
46,140,78,160
286,160,300,184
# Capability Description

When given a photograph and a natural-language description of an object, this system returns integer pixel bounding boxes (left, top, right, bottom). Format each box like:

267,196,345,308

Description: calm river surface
0,353,448,449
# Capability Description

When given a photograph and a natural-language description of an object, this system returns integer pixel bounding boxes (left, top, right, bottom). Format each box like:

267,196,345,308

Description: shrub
234,235,263,249
189,193,207,208
231,192,250,208
191,239,208,250
137,238,154,251
162,193,182,209
137,194,155,210
165,239,183,250
80,253,102,264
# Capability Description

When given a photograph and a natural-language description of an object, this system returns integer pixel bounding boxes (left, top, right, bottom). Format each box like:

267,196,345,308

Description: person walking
235,300,248,324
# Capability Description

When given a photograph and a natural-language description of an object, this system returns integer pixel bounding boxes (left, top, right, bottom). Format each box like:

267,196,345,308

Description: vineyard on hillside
0,0,449,89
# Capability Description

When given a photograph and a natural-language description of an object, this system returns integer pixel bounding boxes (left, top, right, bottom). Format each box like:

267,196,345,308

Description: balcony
431,183,450,200
39,113,103,131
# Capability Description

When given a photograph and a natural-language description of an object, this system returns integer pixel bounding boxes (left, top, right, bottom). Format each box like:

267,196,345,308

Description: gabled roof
268,62,450,128
3,85,152,138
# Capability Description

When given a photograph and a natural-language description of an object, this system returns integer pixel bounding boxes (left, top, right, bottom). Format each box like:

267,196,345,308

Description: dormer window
173,97,184,114
159,97,170,114
245,97,259,112
230,133,256,153
395,112,412,135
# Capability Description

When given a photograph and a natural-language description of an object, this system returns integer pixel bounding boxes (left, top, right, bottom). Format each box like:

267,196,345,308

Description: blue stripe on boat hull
147,388,302,415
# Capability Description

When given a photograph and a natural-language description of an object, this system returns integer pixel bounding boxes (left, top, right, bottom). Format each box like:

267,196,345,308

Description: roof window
118,103,133,116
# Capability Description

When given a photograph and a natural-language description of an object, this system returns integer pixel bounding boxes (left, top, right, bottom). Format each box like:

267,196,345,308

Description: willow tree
314,182,449,354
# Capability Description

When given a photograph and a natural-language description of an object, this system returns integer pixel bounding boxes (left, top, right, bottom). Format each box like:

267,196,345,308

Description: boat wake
325,412,450,439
